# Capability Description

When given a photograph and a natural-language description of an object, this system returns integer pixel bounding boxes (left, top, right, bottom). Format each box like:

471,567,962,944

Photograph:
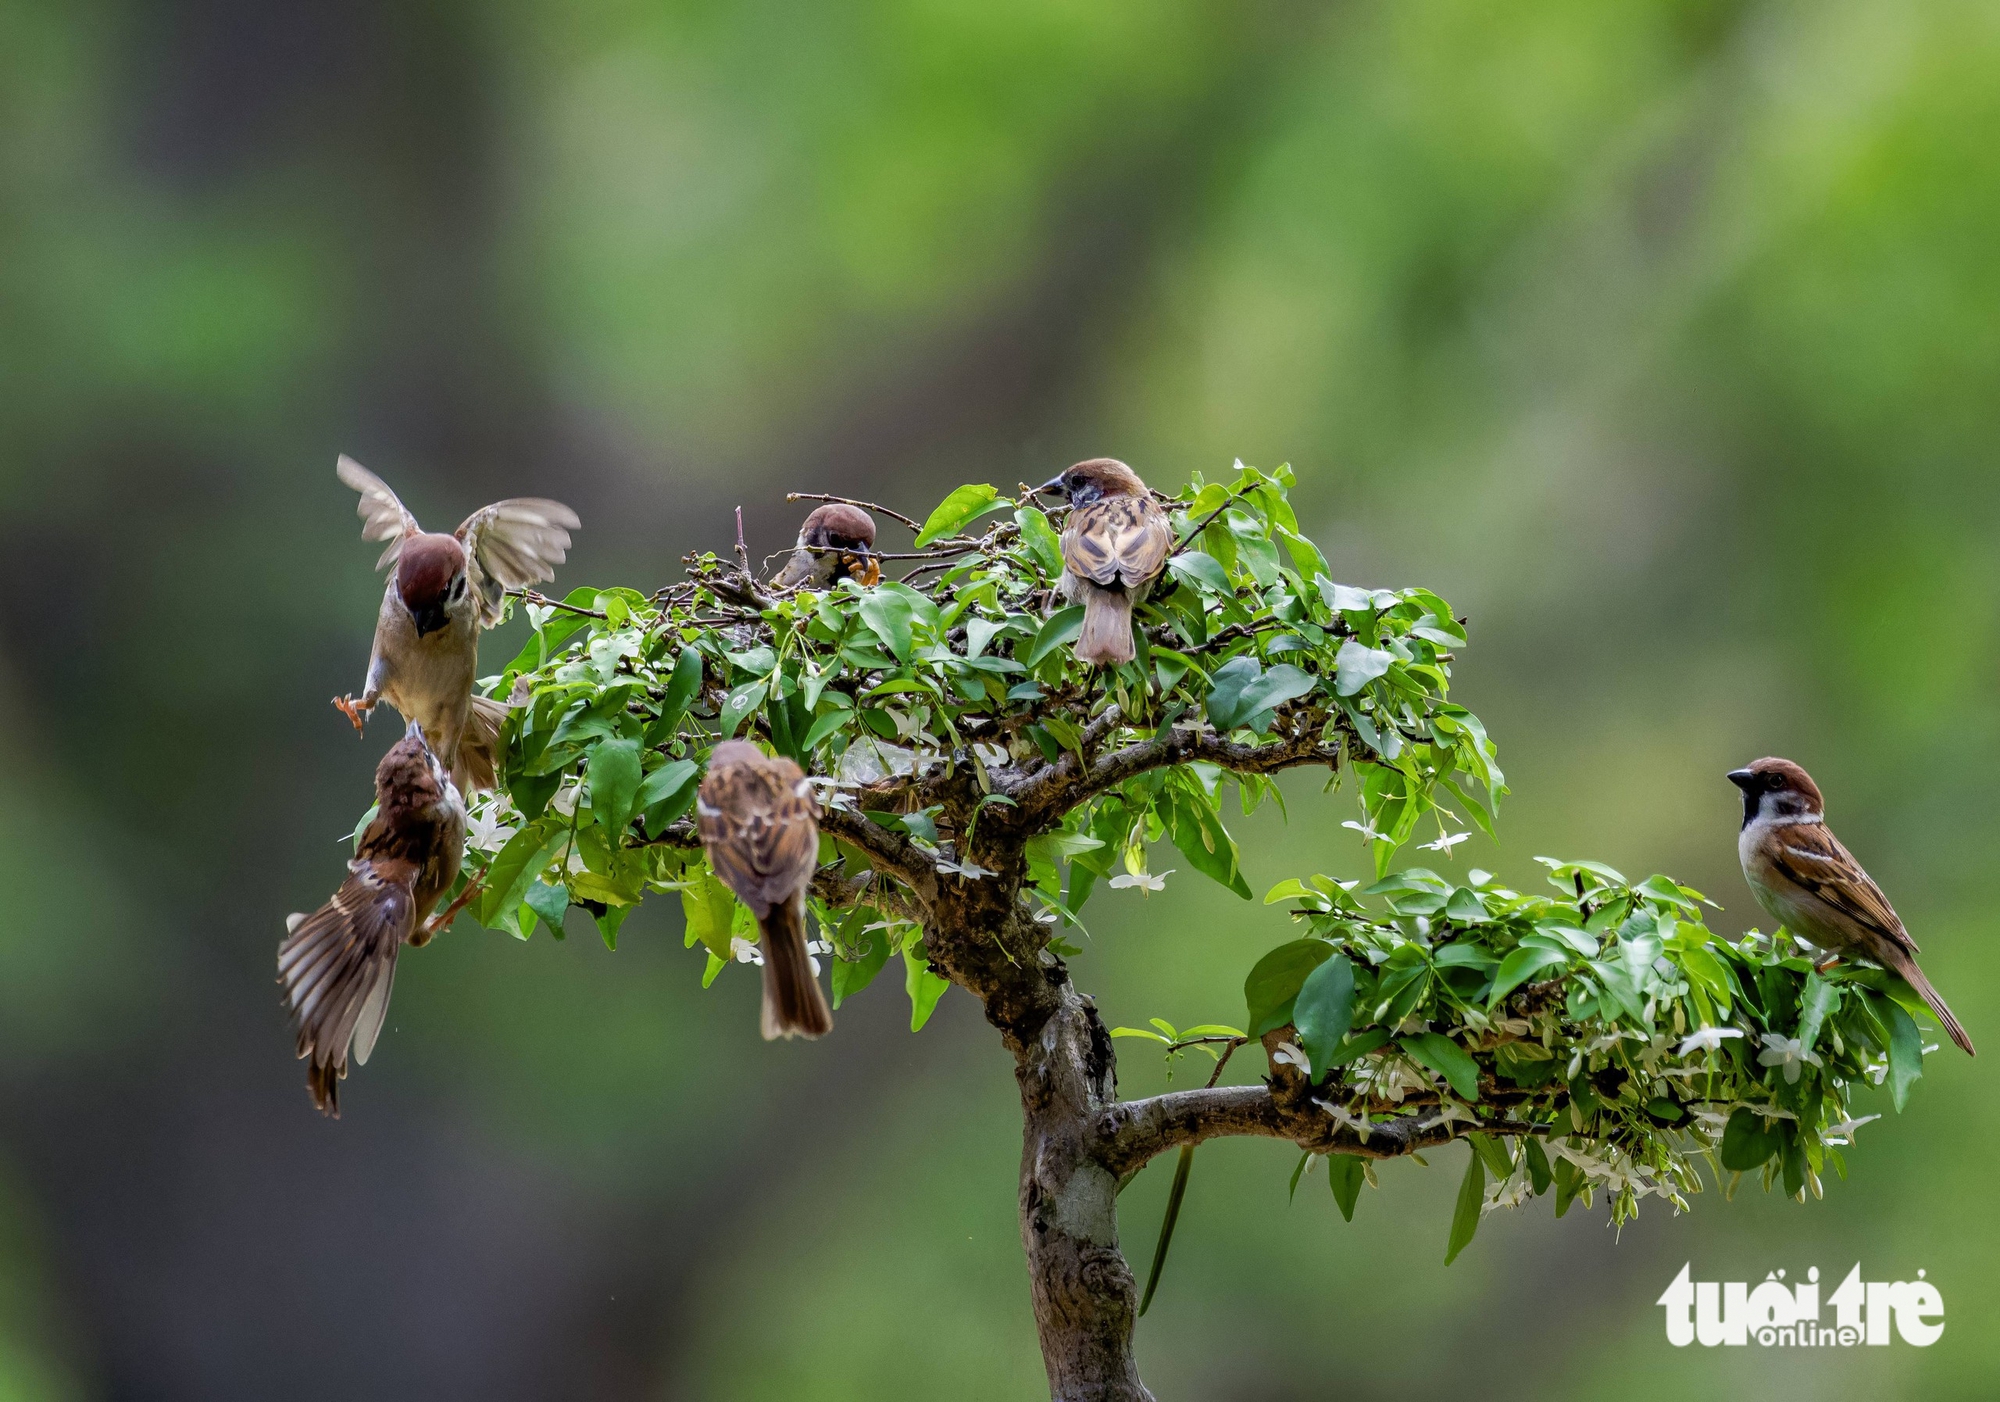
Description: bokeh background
1,0,1995,1397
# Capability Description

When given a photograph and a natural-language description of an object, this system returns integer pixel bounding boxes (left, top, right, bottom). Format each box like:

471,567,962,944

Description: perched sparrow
1038,458,1171,667
696,740,833,1040
279,722,468,1115
771,503,880,590
1730,757,1973,1056
332,455,579,794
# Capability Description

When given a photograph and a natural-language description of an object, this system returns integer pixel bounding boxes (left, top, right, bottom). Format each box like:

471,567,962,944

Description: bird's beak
1726,768,1756,790
1036,474,1067,498
852,544,880,587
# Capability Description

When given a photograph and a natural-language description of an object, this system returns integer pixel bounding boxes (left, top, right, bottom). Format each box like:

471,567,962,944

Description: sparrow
696,740,833,1040
771,503,880,590
1038,458,1172,667
332,455,580,794
1729,757,1973,1056
279,721,469,1115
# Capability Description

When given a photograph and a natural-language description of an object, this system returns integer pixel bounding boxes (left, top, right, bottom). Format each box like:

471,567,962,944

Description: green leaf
831,913,890,1009
586,738,644,837
1523,1138,1553,1195
1327,1154,1365,1222
1203,656,1264,731
1334,640,1396,696
1553,1155,1582,1217
1720,1107,1781,1170
1796,971,1840,1051
1014,505,1064,576
646,647,705,743
592,901,631,951
858,590,917,662
477,821,568,931
915,484,1005,546
903,943,949,1031
1885,998,1923,1112
1137,1145,1195,1317
1244,940,1335,1037
1469,1132,1512,1182
1294,954,1356,1077
1399,1032,1481,1102
719,680,767,737
680,870,740,959
1025,606,1085,666
1488,945,1569,1006
522,879,570,938
1444,1145,1484,1264
1165,788,1252,900
1167,551,1232,597
1287,1150,1310,1203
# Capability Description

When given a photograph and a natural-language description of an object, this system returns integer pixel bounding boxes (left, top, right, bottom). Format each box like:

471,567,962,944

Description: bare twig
1172,483,1261,554
786,491,924,534
512,588,607,620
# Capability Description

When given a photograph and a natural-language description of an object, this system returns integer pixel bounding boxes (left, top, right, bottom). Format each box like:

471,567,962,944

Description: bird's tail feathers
758,895,833,1041
456,695,511,794
1885,948,1975,1056
1076,587,1136,668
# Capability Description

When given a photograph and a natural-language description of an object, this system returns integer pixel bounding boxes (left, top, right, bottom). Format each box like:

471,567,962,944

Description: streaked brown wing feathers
1774,822,1919,956
1062,496,1170,588
456,498,582,627
338,456,423,571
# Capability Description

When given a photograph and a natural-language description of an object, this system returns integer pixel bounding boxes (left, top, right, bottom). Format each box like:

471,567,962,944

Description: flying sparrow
279,721,469,1115
1729,757,1973,1055
332,455,579,794
696,740,834,1040
1038,458,1172,667
771,503,880,589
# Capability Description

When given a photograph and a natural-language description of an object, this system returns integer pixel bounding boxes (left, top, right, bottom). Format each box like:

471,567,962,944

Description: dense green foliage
413,465,1937,1264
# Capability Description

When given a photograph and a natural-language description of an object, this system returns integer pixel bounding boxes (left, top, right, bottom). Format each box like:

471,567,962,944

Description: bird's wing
455,498,582,628
1770,821,1920,957
1063,496,1171,589
697,762,820,913
338,455,423,571
277,859,417,1088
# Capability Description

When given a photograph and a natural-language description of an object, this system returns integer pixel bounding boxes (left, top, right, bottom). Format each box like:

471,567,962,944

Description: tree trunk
1015,983,1154,1402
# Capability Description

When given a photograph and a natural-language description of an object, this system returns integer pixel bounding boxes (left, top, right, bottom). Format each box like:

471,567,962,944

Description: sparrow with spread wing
696,740,833,1040
771,503,879,590
1730,757,1974,1055
332,455,580,793
1038,458,1171,667
279,722,468,1115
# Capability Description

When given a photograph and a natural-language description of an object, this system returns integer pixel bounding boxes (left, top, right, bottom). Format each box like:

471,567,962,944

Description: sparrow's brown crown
395,534,467,618
1727,757,1825,813
799,503,876,551
1049,458,1148,506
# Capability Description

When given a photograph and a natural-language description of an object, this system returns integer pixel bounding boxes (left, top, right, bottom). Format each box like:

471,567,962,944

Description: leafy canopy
395,460,1933,1260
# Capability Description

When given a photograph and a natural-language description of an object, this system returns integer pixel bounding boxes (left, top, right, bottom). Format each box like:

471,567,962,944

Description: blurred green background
0,0,1995,1397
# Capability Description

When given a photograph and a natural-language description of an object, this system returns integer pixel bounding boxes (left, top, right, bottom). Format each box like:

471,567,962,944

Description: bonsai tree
409,462,1938,1401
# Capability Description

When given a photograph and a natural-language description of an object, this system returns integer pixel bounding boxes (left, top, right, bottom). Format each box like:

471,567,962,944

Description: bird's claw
1813,954,1843,974
332,695,369,734
414,881,483,947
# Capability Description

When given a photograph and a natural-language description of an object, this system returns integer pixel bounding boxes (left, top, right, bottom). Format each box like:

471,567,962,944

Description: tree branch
1090,1083,1548,1179
818,804,941,906
1007,715,1341,822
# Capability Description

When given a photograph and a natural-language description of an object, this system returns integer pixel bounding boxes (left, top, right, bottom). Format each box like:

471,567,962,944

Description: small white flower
1108,869,1173,895
1271,1042,1310,1073
1428,1099,1479,1132
464,795,521,854
1313,1098,1373,1142
1342,819,1383,845
1757,1034,1821,1084
1419,831,1471,854
935,857,996,880
1823,1114,1881,1145
550,782,582,818
729,936,763,966
526,603,553,631
1677,1026,1745,1057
